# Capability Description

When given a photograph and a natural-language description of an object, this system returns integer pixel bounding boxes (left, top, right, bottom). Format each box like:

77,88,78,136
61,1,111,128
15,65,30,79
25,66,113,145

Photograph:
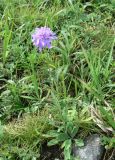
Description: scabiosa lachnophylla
32,27,57,51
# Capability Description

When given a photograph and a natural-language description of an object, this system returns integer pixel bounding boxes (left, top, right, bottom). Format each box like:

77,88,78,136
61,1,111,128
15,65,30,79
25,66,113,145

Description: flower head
32,27,57,51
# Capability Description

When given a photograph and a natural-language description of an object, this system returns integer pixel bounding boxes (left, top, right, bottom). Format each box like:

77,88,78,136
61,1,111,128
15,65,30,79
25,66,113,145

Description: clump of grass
0,108,51,159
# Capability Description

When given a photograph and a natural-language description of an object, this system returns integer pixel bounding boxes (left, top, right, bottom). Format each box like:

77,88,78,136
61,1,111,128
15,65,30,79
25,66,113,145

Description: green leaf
47,139,59,146
47,132,69,146
63,139,72,160
0,122,4,139
75,139,84,147
57,133,69,141
71,127,79,138
46,130,59,138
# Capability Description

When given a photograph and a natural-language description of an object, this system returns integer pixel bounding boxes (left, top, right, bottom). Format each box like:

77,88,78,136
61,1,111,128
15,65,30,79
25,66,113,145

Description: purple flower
32,27,57,51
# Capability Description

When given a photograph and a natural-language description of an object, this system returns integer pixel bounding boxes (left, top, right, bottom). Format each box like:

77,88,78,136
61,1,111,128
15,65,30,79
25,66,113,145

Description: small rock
73,134,104,160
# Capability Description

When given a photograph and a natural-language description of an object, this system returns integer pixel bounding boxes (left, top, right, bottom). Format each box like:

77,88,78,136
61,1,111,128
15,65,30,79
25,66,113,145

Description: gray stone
73,134,104,160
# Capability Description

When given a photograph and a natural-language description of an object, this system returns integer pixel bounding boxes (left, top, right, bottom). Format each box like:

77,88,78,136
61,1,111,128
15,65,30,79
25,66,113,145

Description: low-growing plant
44,94,93,160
